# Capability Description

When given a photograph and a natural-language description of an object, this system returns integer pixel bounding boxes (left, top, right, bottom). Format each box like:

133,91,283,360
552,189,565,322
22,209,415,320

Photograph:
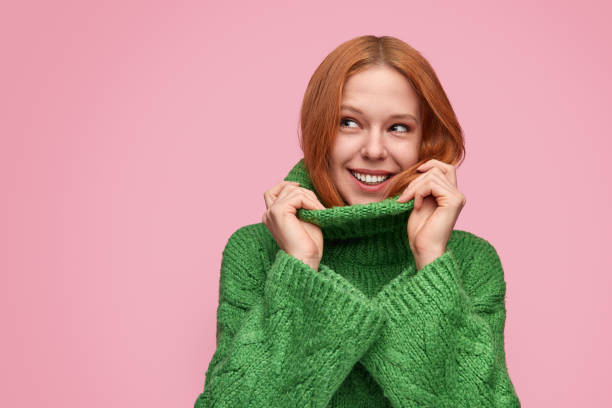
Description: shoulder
447,229,506,292
448,229,501,260
221,221,280,274
218,222,280,309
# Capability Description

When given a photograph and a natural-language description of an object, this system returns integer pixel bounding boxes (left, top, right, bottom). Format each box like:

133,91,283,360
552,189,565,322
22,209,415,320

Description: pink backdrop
2,1,611,407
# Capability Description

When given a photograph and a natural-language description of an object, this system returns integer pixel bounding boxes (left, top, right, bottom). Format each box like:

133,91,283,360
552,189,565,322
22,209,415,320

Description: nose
360,130,388,160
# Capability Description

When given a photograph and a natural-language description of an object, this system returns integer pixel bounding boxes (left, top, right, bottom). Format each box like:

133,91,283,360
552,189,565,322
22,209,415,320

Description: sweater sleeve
359,239,521,407
193,226,387,408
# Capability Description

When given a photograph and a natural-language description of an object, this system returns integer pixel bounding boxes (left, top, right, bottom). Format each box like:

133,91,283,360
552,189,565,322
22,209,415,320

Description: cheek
330,136,360,162
391,142,421,166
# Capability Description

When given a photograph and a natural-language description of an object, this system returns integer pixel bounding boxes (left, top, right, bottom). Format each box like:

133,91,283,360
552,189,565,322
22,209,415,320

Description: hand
262,181,326,271
397,159,466,270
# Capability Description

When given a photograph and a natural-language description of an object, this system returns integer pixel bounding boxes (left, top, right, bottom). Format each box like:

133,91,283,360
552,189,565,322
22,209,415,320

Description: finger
264,184,288,209
402,168,453,204
272,188,325,216
417,161,453,182
274,183,299,204
265,181,300,209
404,175,450,210
279,186,325,211
272,181,300,195
414,182,434,211
418,178,457,210
303,189,326,210
288,189,325,211
264,191,273,209
417,159,448,173
427,168,455,190
417,160,457,187
399,173,425,203
424,170,460,205
412,180,434,211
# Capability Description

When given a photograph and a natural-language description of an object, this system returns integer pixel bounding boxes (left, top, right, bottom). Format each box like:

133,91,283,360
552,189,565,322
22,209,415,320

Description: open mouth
348,169,392,185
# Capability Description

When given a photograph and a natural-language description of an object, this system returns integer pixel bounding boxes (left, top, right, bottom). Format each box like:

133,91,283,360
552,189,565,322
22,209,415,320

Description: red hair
298,35,465,208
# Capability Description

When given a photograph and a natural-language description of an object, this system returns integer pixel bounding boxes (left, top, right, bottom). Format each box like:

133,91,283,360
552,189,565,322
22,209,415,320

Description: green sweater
194,158,521,407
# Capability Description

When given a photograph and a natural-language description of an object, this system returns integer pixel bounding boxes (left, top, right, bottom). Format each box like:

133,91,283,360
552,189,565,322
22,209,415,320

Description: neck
322,227,415,266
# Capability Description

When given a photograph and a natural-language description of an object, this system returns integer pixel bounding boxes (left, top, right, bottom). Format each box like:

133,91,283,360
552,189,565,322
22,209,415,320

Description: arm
194,226,386,408
359,238,521,407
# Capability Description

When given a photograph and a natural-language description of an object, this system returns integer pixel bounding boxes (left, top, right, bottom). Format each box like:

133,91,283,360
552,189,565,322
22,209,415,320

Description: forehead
341,66,420,116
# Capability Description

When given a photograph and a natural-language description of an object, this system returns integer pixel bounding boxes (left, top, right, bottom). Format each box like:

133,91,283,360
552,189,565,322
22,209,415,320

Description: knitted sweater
194,158,521,407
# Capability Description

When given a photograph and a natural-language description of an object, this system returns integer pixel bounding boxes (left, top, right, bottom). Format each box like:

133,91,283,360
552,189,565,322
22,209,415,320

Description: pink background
2,1,611,407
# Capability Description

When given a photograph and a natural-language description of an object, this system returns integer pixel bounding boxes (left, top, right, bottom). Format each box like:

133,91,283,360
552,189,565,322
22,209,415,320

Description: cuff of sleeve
266,249,386,343
374,249,463,322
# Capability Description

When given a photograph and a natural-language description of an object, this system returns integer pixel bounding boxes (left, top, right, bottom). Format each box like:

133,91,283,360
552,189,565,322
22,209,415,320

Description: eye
390,123,411,133
340,117,359,129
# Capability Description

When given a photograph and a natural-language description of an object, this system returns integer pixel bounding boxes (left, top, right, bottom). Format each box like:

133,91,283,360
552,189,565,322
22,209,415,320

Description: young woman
194,35,521,407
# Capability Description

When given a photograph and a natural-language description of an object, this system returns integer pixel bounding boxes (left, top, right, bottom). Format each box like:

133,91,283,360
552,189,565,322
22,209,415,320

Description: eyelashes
389,123,411,133
339,117,411,133
339,118,358,128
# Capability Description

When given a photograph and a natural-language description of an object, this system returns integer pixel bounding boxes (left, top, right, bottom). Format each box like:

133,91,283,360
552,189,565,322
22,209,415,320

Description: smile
349,170,390,184
347,169,394,192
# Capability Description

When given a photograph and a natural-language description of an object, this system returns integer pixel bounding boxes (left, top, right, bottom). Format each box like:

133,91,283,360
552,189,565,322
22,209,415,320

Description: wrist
304,258,320,272
413,248,445,271
289,252,320,272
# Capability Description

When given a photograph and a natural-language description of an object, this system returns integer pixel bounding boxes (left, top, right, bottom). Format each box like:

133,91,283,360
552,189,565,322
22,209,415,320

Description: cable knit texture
194,158,521,407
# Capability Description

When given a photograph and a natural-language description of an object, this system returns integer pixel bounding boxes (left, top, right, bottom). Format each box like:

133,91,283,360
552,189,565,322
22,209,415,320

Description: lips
349,170,390,183
347,168,393,193
348,167,395,176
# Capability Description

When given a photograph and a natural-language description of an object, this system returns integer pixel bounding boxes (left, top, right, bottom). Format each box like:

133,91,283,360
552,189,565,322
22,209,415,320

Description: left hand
396,159,466,270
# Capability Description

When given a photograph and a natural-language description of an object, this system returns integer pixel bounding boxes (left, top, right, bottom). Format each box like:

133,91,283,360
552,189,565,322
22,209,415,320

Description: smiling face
328,64,423,205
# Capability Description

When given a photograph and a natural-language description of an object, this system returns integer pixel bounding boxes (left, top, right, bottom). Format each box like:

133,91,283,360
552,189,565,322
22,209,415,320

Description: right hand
262,181,326,271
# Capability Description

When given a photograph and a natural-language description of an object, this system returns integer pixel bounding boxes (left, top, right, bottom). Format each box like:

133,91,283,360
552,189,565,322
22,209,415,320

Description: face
328,64,422,205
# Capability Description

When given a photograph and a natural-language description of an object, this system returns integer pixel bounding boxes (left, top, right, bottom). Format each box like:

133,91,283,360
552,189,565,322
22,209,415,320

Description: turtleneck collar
283,158,415,241
282,158,417,266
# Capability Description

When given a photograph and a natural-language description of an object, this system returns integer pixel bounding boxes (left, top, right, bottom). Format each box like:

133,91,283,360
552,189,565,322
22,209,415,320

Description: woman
194,35,521,407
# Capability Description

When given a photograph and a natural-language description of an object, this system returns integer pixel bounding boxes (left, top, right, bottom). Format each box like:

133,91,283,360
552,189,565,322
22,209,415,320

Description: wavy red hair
298,35,465,208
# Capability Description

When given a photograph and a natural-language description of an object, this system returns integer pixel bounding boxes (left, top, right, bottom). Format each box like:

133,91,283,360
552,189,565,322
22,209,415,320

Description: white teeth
350,170,390,184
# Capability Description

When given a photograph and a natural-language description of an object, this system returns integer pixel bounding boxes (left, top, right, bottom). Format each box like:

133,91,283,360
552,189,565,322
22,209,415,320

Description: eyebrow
340,104,419,124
